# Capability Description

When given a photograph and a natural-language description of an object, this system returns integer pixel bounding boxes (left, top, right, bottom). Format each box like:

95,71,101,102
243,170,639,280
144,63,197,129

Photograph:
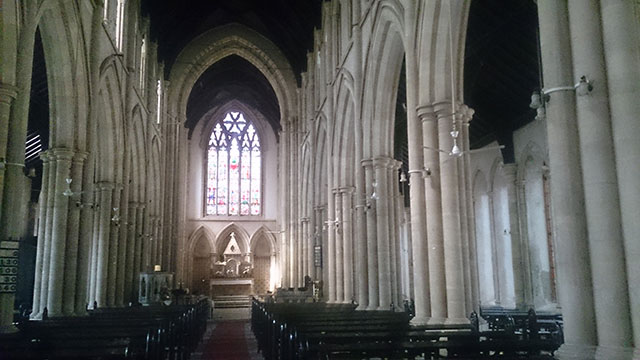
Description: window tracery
206,111,261,216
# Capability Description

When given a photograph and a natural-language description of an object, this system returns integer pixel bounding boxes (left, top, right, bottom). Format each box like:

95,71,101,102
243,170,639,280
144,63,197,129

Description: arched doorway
191,236,211,296
252,236,272,295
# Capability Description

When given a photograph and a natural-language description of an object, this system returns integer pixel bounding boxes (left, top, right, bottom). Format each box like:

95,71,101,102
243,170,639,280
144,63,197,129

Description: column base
633,348,640,360
427,317,447,325
595,345,635,360
30,311,44,320
555,343,597,360
365,305,378,311
409,316,433,326
355,304,368,311
444,317,470,325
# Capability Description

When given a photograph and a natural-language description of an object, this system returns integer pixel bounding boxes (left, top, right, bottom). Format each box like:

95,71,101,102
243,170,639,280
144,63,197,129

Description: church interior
0,0,639,359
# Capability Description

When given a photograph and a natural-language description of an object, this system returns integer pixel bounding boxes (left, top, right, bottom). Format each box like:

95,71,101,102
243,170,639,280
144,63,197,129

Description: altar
210,278,253,296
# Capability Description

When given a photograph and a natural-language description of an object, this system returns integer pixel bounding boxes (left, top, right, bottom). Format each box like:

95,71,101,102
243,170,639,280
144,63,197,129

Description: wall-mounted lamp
530,76,594,120
399,171,407,183
111,207,121,226
370,181,378,200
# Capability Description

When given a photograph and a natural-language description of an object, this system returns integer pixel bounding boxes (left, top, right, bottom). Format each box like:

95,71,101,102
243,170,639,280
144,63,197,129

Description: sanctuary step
213,295,252,309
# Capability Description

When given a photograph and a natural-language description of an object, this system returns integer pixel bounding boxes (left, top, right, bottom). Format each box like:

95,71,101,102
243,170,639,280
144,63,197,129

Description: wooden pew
1,298,210,360
252,298,560,359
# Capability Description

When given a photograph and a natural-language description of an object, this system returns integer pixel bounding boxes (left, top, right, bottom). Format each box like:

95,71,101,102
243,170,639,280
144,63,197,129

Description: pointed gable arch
250,226,277,255
215,223,250,255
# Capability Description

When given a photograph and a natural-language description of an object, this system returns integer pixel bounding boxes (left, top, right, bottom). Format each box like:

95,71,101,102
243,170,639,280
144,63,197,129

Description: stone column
88,188,100,309
362,159,378,310
300,217,309,280
462,107,480,312
95,182,115,308
568,1,633,357
502,164,525,307
341,187,354,303
457,105,474,314
334,188,344,303
62,151,87,315
354,181,369,310
74,173,94,315
435,101,467,324
124,202,138,303
600,1,640,355
37,153,58,315
327,188,337,303
538,1,597,357
388,161,402,309
0,85,18,217
313,206,325,281
106,185,122,306
133,204,145,293
46,149,74,317
417,105,446,323
373,157,392,310
31,152,51,318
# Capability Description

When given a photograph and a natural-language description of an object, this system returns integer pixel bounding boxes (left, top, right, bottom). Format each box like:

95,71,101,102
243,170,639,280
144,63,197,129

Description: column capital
332,187,341,195
39,150,52,162
0,83,18,104
502,163,518,180
300,217,310,223
416,104,436,123
96,181,116,191
360,158,373,168
313,205,326,211
72,151,89,163
338,186,355,194
372,156,393,169
50,148,75,161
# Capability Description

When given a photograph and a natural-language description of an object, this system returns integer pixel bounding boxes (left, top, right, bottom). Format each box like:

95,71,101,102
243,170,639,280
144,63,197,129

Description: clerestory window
206,111,261,216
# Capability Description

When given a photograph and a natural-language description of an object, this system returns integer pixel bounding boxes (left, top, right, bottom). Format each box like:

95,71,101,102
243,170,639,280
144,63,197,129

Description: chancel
0,0,639,359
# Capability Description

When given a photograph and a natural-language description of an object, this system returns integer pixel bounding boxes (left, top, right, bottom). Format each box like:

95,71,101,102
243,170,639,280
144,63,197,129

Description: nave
1,1,639,359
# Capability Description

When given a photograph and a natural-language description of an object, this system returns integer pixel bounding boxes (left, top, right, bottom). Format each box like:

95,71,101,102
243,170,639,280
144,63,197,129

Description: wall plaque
314,245,322,267
0,240,19,293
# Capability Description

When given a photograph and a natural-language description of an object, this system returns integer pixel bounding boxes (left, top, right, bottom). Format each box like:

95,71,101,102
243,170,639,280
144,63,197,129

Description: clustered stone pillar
334,190,344,302
502,163,524,307
313,205,325,281
300,217,310,281
457,105,474,313
388,160,402,310
94,182,115,308
600,1,640,356
326,187,336,303
435,101,467,324
538,1,597,358
373,157,392,310
417,105,446,324
30,149,94,317
362,159,378,310
568,1,633,357
340,187,354,303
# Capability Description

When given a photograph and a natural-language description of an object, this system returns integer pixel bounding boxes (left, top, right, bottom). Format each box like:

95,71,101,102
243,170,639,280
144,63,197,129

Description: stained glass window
206,112,261,216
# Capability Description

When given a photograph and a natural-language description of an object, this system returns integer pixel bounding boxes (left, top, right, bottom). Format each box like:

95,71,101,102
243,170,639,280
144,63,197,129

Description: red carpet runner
201,320,253,359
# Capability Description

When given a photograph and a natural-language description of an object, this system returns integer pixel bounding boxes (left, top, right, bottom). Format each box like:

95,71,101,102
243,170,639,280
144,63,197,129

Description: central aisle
193,308,262,360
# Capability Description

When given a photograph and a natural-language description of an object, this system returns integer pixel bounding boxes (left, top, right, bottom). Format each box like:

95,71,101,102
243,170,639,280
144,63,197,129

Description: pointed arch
250,226,277,255
215,223,250,255
361,6,406,158
168,23,297,127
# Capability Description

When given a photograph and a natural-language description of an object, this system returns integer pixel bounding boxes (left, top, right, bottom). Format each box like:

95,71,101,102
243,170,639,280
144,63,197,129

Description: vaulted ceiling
142,0,323,134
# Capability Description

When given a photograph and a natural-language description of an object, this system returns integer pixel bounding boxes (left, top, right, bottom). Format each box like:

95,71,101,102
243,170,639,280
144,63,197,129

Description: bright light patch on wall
25,133,42,163
156,79,162,124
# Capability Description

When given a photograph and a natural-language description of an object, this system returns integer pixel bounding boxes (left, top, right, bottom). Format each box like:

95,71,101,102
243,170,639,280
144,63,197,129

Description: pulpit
139,271,174,305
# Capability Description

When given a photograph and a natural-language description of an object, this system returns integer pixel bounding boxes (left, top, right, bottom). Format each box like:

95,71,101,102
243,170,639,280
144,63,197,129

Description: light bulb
451,143,461,156
450,130,459,138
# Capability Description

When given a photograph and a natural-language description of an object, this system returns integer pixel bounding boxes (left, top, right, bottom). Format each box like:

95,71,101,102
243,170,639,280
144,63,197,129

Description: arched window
206,111,261,216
